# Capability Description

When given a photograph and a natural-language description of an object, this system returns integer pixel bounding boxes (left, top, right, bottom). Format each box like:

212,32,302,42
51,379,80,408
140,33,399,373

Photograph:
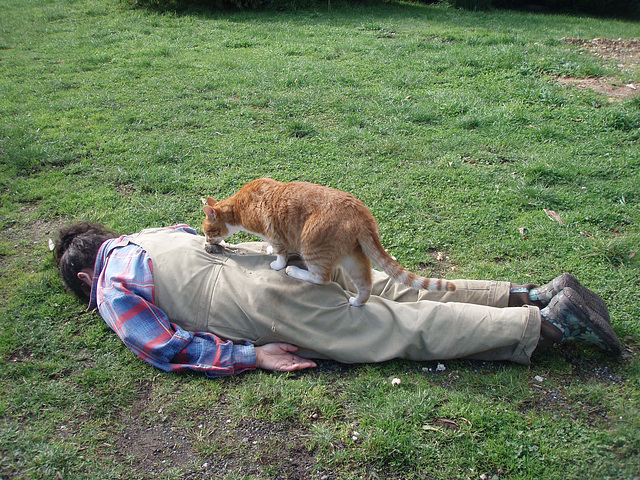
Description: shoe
530,273,610,323
541,287,621,356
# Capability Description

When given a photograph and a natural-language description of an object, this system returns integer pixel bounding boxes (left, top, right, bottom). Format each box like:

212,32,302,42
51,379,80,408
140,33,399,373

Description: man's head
54,222,117,298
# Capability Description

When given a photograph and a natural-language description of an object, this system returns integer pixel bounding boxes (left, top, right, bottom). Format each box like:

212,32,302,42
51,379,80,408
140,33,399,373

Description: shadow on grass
130,0,640,22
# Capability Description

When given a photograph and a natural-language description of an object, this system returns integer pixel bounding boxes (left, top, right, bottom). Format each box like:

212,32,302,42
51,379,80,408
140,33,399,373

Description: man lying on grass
53,222,621,376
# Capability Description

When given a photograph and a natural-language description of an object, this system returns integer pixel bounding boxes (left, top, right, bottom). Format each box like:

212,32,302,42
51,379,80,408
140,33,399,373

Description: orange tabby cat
202,178,455,306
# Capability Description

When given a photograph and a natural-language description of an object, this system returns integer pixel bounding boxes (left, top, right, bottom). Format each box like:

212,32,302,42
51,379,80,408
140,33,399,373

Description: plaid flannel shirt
87,225,256,377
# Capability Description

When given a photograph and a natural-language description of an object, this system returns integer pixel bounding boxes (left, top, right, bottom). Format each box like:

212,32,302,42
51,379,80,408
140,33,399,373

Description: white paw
349,297,364,307
266,245,274,255
285,265,310,282
285,265,300,277
270,259,286,271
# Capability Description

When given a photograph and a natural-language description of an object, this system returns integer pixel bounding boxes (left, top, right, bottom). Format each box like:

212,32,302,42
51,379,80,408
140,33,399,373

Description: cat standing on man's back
201,178,455,307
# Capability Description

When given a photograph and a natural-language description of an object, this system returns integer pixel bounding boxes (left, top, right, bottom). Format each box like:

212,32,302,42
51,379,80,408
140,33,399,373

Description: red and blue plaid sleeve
91,228,256,377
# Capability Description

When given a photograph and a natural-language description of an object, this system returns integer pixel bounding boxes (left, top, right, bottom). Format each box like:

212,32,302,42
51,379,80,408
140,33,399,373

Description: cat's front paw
266,245,274,255
270,258,287,270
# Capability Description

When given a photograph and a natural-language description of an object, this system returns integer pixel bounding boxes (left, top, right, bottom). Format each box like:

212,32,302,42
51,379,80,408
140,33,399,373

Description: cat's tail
359,233,456,292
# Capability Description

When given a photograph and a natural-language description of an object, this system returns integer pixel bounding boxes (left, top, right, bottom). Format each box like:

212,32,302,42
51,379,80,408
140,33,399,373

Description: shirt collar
86,235,132,311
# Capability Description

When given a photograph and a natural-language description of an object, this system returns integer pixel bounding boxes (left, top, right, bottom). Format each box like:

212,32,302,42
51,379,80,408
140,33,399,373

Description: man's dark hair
54,222,118,298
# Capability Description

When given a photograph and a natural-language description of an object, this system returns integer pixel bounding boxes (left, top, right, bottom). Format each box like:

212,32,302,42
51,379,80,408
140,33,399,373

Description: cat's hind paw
349,297,365,307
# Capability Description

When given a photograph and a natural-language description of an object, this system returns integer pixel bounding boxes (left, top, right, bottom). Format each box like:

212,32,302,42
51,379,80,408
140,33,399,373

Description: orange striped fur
202,178,455,306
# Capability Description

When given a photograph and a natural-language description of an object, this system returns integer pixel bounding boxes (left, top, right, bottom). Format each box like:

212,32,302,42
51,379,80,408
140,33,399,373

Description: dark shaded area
128,0,640,20
490,0,640,19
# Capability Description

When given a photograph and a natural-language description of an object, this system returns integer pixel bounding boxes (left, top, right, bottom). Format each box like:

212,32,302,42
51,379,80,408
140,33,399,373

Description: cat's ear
203,205,216,220
206,197,217,207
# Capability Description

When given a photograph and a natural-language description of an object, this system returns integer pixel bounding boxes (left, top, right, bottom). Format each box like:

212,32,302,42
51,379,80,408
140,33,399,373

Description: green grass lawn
1,0,639,478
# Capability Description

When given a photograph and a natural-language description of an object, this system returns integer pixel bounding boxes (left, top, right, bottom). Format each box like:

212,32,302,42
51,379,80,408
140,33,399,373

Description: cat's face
202,198,229,246
202,213,229,246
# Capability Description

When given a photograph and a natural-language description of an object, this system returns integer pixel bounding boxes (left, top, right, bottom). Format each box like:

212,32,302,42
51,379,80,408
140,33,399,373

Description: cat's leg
269,244,288,271
284,265,328,284
341,249,373,307
285,260,332,286
271,256,287,270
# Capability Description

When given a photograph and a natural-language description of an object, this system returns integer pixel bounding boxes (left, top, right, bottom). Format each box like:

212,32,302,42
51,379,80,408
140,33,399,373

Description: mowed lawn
1,0,639,478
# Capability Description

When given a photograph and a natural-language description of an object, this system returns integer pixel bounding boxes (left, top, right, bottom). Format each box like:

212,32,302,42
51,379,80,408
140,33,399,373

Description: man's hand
254,343,317,372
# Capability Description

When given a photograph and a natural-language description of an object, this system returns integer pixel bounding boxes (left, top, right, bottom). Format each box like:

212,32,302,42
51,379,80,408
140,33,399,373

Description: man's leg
331,264,511,307
209,244,541,365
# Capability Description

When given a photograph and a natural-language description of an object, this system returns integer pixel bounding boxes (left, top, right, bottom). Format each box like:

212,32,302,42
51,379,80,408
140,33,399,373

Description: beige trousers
132,228,541,365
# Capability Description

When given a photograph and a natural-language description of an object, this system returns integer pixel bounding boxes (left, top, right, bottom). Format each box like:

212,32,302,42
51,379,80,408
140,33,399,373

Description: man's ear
77,271,93,287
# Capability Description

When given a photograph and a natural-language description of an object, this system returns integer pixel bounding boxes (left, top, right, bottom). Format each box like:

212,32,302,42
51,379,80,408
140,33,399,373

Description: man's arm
95,240,316,376
99,286,257,377
95,242,256,377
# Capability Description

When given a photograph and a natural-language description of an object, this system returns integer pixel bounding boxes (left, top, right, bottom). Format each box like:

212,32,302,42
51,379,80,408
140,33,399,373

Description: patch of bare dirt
564,37,640,71
193,417,321,480
1,204,65,243
103,383,335,480
107,386,200,478
0,204,66,259
0,204,66,294
555,76,638,101
112,418,198,476
558,37,640,101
